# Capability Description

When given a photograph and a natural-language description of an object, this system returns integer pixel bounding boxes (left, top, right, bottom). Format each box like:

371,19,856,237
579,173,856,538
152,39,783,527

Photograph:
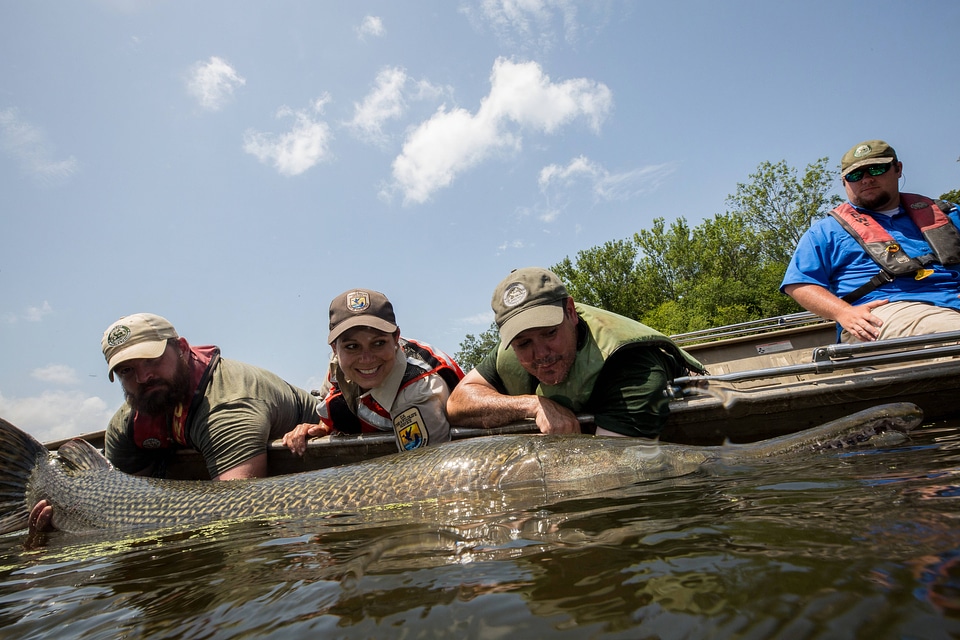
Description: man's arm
446,369,580,434
213,452,267,480
784,283,888,341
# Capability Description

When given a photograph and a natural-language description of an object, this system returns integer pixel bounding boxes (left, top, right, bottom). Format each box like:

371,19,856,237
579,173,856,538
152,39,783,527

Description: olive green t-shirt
105,357,318,478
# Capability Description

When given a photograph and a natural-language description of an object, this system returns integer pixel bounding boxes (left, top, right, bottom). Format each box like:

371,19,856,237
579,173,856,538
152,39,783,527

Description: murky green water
3,418,960,639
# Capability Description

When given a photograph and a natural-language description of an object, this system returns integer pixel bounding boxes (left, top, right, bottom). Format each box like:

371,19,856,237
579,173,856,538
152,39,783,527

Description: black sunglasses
845,164,893,183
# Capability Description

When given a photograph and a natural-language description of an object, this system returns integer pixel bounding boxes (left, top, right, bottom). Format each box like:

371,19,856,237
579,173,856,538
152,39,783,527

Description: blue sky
2,1,958,443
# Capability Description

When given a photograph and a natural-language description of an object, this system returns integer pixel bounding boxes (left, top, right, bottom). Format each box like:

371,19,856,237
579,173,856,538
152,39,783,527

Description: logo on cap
107,325,131,347
502,283,528,308
853,144,872,158
347,291,370,313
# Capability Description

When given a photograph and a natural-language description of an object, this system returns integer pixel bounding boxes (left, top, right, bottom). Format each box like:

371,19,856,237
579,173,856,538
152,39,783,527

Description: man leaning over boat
782,139,960,343
445,267,705,438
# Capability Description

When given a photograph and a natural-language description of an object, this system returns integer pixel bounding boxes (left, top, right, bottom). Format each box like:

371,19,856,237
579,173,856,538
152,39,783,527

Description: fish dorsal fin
57,439,113,472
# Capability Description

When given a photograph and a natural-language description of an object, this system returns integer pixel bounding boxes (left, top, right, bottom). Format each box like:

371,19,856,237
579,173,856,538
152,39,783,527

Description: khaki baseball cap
102,313,179,381
841,139,898,175
491,267,569,347
327,289,398,344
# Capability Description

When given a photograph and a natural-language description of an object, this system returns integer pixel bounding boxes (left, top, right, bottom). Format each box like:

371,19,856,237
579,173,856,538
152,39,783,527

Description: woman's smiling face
334,326,399,391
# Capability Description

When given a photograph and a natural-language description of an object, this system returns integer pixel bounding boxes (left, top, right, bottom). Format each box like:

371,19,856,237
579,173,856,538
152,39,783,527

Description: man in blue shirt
781,139,960,342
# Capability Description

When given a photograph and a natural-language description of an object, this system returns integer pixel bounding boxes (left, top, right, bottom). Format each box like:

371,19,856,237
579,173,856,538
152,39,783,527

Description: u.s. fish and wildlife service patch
394,407,427,451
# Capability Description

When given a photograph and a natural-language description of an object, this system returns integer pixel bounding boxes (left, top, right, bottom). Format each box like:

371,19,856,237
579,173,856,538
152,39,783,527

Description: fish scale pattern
0,402,924,535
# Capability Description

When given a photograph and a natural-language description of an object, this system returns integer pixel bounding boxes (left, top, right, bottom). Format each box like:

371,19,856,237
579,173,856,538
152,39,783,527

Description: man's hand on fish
25,499,52,548
534,397,582,434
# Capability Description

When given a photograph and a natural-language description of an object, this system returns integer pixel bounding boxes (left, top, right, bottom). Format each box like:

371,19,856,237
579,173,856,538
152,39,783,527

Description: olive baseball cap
491,267,569,347
841,139,898,175
102,313,179,381
328,289,398,344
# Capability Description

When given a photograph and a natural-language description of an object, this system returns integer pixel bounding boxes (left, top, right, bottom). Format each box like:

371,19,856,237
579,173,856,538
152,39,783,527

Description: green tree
454,322,499,372
940,189,960,204
632,216,697,306
725,157,843,265
552,239,644,318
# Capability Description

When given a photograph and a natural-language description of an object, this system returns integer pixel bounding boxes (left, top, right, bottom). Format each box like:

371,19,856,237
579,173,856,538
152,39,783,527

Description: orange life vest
829,194,960,302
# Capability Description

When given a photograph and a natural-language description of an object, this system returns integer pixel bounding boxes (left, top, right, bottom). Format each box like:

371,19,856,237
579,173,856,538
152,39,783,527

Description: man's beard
854,187,898,212
126,359,192,416
529,355,574,386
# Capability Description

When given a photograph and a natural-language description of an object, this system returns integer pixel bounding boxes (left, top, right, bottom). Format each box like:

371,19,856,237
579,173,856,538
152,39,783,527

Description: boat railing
265,415,595,452
670,311,830,346
667,329,960,395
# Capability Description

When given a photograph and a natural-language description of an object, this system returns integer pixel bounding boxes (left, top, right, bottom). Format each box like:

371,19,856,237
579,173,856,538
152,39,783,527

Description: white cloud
0,390,115,444
460,311,495,327
496,239,527,254
243,96,333,176
346,67,452,146
388,58,611,204
24,301,53,322
345,67,408,145
4,301,53,324
539,155,678,203
464,0,583,51
31,364,80,385
186,56,246,111
356,15,385,39
0,108,79,184
538,208,561,223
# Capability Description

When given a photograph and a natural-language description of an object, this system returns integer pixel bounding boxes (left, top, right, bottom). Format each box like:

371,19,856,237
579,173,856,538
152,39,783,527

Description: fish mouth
806,409,921,451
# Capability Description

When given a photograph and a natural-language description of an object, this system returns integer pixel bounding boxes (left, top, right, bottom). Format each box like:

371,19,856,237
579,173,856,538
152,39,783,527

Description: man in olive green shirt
447,267,704,437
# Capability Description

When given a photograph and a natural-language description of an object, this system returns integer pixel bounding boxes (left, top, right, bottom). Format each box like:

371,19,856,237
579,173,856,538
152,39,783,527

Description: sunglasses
844,163,893,182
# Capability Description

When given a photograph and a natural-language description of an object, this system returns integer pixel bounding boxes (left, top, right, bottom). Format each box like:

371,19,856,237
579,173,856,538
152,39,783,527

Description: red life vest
130,344,220,449
319,338,464,435
829,194,960,302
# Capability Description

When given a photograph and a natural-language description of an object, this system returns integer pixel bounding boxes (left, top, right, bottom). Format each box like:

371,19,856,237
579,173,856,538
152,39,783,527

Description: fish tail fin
0,418,49,534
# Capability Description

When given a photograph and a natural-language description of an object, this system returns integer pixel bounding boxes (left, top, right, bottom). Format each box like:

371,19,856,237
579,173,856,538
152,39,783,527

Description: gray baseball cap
491,267,569,347
841,139,898,175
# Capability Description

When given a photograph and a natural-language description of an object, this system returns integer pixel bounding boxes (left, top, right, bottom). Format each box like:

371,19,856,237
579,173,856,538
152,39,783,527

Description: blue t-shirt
781,201,960,310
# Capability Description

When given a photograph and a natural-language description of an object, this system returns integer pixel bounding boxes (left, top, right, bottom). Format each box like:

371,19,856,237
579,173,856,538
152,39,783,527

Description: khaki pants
840,301,960,343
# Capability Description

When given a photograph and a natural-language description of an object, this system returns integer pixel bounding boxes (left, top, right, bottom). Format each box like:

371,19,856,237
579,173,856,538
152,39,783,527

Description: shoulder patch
393,406,428,451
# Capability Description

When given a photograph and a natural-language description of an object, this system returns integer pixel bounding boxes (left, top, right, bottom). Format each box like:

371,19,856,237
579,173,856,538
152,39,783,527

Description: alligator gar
0,402,923,535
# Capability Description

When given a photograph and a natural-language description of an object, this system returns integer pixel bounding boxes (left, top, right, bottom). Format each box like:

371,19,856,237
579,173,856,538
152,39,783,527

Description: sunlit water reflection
3,417,960,639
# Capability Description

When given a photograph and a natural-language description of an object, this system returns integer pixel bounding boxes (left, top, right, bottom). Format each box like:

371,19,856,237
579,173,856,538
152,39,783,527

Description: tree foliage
553,239,645,318
453,322,499,372
941,188,960,204
725,157,842,265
